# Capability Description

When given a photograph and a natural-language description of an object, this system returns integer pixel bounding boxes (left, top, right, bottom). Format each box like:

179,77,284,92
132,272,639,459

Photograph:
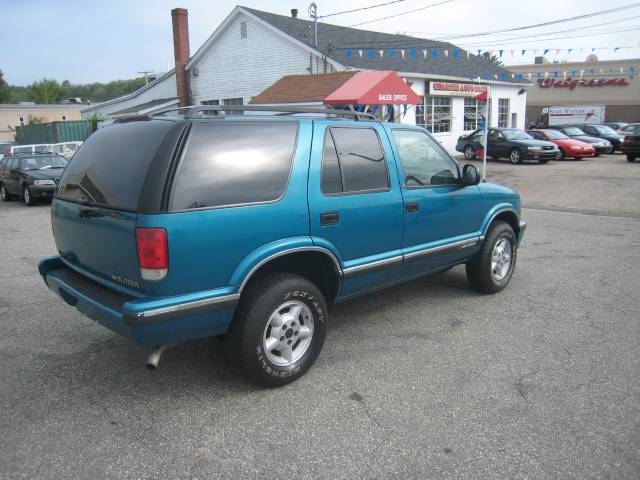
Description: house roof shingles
243,7,524,84
251,71,357,104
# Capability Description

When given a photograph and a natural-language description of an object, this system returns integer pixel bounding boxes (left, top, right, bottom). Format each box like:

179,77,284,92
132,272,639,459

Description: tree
27,78,65,104
481,52,503,66
0,70,10,103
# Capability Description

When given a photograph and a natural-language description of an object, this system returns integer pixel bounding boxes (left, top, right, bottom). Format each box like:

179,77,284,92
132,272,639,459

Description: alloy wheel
491,237,512,281
464,145,475,160
262,300,314,366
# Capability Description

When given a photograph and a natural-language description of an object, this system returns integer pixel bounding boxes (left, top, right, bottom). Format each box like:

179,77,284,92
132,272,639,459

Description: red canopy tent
324,70,422,105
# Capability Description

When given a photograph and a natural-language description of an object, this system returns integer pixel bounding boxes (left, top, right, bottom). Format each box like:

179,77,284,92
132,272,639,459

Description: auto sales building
84,6,528,154
507,57,640,125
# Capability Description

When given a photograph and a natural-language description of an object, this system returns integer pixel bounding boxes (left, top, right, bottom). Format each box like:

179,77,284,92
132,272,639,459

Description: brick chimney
171,8,192,107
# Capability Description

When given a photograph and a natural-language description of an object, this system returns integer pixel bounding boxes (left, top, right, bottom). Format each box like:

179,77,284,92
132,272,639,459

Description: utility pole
138,70,154,85
308,3,318,48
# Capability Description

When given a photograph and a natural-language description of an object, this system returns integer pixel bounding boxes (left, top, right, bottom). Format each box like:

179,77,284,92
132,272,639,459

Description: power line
348,0,454,27
410,13,640,40
319,0,412,19
460,26,640,48
446,2,640,39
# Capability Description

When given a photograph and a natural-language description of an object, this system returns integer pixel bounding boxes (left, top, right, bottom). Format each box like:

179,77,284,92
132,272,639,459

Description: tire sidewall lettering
255,289,325,377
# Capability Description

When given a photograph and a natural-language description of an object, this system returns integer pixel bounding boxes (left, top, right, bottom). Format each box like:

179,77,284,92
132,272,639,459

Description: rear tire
0,183,12,201
466,221,517,294
225,273,327,387
23,185,34,207
627,155,636,162
509,148,523,164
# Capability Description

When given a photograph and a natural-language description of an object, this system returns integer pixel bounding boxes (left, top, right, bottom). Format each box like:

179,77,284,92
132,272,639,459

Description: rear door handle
320,211,340,226
406,202,419,214
78,208,106,218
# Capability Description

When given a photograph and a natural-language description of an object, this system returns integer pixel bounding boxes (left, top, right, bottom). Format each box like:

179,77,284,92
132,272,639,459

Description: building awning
324,70,423,105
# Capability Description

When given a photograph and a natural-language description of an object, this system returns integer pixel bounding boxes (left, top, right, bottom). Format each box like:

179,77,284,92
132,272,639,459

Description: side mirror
462,164,480,186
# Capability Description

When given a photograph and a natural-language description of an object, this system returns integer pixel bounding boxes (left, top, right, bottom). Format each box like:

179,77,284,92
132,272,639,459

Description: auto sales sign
429,82,490,98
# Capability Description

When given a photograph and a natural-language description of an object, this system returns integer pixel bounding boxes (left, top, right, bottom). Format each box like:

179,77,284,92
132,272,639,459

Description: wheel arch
482,206,521,241
236,247,343,304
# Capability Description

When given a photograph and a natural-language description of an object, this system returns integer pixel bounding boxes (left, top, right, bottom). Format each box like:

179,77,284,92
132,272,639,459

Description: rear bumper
622,145,640,156
38,256,238,346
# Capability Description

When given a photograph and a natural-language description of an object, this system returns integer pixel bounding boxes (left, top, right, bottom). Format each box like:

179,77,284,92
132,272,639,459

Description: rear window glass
57,120,176,210
169,122,297,210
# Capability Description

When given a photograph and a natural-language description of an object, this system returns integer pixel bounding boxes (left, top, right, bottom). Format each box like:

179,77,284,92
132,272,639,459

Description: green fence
16,120,95,145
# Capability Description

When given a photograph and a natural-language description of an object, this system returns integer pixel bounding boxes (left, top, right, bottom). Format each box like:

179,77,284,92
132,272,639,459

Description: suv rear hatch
52,118,186,293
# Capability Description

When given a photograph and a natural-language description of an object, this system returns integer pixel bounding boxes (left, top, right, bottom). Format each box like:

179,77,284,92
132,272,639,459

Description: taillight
136,227,168,281
624,136,631,144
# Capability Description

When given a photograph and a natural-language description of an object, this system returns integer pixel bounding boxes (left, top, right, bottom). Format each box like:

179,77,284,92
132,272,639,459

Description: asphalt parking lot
1,153,639,479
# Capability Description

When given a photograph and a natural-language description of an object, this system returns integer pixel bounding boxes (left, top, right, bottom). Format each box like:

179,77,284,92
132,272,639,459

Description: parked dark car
0,154,67,206
603,122,628,131
576,124,625,151
456,127,559,164
545,126,613,155
622,134,640,162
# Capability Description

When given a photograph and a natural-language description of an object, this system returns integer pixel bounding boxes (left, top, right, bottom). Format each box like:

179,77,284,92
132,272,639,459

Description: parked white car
619,124,640,136
48,141,83,159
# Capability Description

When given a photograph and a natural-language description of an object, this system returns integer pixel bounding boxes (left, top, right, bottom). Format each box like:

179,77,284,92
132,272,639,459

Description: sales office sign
429,82,490,97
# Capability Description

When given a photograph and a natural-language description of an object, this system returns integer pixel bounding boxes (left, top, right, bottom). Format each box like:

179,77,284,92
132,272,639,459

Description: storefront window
424,96,451,133
498,98,510,128
415,103,425,129
464,98,481,131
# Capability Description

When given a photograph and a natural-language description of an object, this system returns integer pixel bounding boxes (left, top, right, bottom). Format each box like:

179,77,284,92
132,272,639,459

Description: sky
1,0,639,85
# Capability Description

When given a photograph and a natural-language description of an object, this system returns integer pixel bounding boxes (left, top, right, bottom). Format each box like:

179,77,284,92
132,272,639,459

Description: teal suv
39,106,526,386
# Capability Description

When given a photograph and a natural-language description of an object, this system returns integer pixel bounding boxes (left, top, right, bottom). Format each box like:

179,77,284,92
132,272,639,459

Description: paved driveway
1,154,639,479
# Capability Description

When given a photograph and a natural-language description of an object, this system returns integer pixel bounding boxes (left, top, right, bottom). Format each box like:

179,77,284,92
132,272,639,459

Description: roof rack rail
154,105,377,121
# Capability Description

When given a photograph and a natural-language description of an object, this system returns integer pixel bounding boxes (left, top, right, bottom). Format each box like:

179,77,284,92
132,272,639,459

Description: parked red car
528,129,595,160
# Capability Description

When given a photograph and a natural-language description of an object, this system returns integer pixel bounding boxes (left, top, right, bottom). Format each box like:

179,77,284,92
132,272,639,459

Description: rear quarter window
169,121,298,210
57,119,177,210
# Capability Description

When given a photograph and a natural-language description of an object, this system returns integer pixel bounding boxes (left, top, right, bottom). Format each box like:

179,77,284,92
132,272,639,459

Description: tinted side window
57,120,176,210
329,127,389,193
170,122,297,210
321,130,343,195
392,130,459,187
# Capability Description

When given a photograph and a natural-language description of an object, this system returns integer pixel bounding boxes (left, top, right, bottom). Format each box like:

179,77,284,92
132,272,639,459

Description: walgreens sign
537,77,629,90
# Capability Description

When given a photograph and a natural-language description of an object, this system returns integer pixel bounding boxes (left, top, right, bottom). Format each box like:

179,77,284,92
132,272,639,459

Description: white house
84,6,528,153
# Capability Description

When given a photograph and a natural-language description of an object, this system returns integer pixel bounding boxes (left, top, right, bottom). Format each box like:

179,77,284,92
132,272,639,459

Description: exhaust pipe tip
145,345,172,370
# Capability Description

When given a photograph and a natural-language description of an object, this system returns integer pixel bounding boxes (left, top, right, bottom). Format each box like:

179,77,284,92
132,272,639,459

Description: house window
424,96,451,134
463,98,480,131
19,116,25,126
201,99,220,115
498,98,510,128
240,21,247,39
223,97,244,115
